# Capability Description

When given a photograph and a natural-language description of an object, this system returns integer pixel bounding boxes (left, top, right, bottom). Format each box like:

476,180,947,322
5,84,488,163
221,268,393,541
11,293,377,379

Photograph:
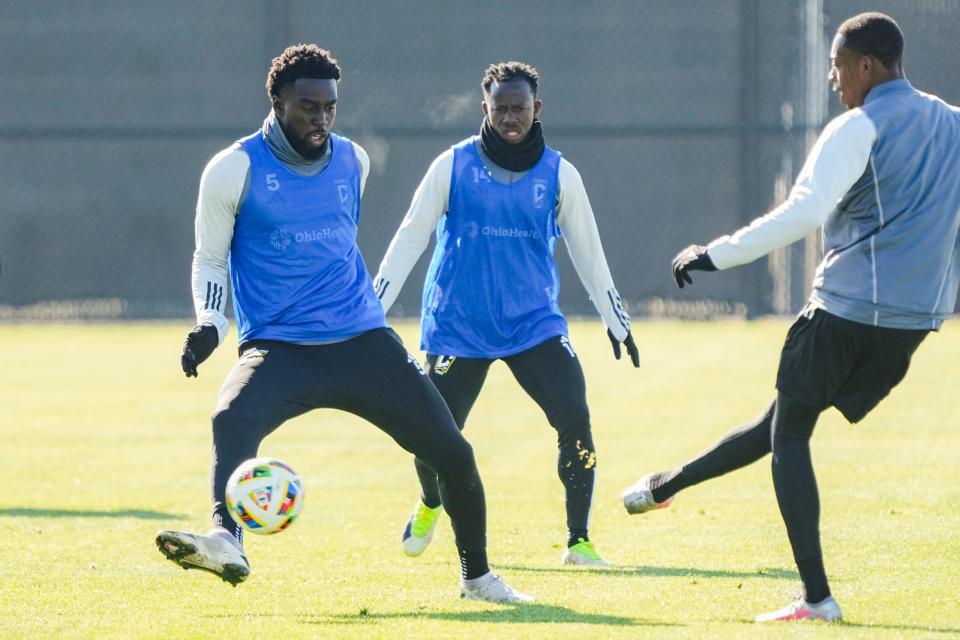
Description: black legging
649,393,830,603
208,329,487,558
649,400,776,503
771,393,830,603
415,335,596,537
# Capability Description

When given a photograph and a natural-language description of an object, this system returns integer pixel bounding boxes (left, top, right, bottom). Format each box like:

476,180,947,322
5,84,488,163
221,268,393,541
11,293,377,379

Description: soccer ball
225,457,304,535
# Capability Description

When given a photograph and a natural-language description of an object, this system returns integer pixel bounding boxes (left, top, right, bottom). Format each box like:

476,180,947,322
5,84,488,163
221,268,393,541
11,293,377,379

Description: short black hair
481,61,539,97
837,12,904,69
266,44,341,100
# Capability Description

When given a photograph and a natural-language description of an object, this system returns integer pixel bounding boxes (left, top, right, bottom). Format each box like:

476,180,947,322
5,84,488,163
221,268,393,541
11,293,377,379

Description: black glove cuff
692,248,718,271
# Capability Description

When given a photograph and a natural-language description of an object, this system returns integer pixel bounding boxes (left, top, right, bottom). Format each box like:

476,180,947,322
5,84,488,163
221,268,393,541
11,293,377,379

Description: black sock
567,528,589,547
797,555,831,603
212,509,244,547
649,401,775,503
414,458,443,509
420,494,442,510
458,548,489,580
646,470,679,504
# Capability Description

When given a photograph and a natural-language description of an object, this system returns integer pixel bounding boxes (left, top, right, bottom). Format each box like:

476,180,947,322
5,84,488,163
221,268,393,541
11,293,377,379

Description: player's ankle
458,548,489,580
567,530,589,548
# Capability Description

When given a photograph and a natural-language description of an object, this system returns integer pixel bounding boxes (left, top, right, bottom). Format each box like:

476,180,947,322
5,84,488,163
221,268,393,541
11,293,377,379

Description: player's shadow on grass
319,603,677,627
0,508,184,520
499,563,799,580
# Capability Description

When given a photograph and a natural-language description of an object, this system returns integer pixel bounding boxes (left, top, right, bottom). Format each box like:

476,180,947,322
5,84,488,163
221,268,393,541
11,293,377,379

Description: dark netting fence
2,0,959,321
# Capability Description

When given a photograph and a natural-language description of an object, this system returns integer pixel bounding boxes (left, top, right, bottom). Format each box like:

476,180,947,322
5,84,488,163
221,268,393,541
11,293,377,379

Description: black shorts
775,308,928,423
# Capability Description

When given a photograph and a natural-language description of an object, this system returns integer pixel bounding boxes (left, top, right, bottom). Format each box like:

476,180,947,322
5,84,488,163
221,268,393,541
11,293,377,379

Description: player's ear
481,100,489,117
272,96,284,117
533,99,543,119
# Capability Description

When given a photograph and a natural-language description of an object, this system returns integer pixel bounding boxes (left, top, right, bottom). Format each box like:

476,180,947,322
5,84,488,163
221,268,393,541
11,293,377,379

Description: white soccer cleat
621,473,674,515
401,499,443,557
460,572,535,603
755,595,843,622
155,527,250,586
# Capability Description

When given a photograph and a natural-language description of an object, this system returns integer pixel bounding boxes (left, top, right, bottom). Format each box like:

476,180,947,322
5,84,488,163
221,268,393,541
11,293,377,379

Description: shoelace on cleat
411,503,441,537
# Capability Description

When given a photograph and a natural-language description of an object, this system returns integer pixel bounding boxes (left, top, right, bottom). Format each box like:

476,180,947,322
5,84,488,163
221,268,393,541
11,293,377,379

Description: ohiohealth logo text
270,228,342,250
481,226,541,239
295,228,342,242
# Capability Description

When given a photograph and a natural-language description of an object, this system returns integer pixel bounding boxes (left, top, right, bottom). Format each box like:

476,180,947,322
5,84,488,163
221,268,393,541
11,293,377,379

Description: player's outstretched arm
556,159,638,367
373,150,453,313
671,110,875,290
700,109,876,280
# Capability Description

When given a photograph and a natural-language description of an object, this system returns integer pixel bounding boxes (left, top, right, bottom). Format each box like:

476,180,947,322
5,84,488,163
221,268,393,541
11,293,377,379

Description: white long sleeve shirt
374,147,631,340
706,108,876,269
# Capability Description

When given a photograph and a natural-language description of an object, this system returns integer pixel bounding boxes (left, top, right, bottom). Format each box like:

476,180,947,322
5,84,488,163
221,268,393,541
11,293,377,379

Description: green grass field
2,320,958,639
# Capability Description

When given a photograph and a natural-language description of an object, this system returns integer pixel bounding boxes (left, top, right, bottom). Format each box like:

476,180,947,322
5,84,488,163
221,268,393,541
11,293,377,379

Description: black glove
181,324,219,377
671,244,716,288
608,329,640,368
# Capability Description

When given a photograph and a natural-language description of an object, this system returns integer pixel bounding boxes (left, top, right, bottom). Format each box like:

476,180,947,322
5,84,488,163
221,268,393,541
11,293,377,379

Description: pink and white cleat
755,595,843,622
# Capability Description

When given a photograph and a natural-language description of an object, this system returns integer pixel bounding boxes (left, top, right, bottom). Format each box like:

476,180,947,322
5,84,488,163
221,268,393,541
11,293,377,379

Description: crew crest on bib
420,137,568,359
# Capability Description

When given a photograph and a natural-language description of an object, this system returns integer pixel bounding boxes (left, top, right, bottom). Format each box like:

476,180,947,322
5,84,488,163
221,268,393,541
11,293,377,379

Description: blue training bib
230,132,386,344
421,137,567,358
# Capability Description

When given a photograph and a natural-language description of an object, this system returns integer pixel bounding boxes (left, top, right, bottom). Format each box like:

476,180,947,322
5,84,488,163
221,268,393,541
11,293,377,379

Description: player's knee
450,437,476,469
211,404,265,440
211,407,237,435
772,393,821,443
433,437,477,477
552,405,592,447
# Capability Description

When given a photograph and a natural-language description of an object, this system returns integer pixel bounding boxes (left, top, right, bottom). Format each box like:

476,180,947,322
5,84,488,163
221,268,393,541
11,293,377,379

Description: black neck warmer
479,118,545,172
